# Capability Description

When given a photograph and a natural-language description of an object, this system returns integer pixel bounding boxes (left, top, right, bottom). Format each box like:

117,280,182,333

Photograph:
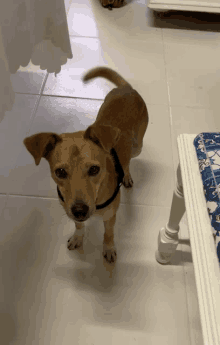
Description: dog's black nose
71,201,89,221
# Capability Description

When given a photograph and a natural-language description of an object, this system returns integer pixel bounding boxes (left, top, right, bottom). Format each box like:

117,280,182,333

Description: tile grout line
40,71,50,97
41,93,104,101
14,90,218,111
161,29,193,345
2,193,171,209
161,29,175,174
14,91,218,110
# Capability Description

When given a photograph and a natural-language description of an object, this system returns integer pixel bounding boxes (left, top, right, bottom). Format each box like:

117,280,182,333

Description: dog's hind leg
122,165,133,188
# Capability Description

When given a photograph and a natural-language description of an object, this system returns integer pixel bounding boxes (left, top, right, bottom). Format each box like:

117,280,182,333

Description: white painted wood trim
148,0,220,13
150,0,220,7
177,134,220,345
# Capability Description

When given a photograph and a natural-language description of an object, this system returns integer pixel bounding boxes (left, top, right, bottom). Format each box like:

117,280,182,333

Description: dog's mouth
57,186,92,222
69,211,91,223
68,211,90,223
72,216,88,223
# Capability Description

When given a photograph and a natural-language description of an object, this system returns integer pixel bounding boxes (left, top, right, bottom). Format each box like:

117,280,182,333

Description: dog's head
23,125,121,222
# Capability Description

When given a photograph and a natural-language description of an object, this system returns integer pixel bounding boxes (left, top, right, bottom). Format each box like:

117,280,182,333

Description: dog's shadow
54,249,118,292
53,215,119,291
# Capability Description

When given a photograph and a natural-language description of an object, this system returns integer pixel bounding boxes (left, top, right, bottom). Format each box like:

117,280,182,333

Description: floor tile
67,0,155,39
163,29,220,108
43,37,110,99
0,195,192,345
43,35,168,106
11,62,48,95
67,0,99,37
96,31,168,106
0,195,8,221
0,94,40,191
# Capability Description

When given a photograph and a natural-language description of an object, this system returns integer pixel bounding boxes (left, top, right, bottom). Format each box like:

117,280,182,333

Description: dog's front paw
103,244,117,264
67,234,83,250
123,173,133,188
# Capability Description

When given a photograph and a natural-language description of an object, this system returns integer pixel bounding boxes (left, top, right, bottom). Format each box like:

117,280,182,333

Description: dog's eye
88,165,100,176
55,168,68,179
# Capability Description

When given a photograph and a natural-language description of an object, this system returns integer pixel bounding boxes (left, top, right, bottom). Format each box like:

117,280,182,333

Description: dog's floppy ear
84,125,121,153
23,132,62,166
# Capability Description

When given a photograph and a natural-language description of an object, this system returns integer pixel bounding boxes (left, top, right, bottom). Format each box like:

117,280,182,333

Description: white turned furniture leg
156,163,186,264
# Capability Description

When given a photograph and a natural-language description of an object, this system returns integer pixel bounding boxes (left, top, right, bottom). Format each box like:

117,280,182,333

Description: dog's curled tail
83,67,131,88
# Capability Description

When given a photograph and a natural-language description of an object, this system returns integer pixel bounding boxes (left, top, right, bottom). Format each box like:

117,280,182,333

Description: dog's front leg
67,222,85,250
103,214,117,263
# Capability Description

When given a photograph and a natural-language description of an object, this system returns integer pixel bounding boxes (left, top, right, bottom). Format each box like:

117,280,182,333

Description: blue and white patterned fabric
194,133,220,265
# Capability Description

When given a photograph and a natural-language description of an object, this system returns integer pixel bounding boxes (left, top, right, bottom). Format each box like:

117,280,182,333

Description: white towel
0,0,73,119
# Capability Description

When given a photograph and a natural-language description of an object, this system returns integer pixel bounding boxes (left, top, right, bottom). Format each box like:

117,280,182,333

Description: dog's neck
95,148,124,210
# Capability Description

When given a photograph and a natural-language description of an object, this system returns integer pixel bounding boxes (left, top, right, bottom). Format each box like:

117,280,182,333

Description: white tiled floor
2,0,220,344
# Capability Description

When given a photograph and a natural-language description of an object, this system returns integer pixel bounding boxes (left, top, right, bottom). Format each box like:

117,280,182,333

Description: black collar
57,148,124,210
96,148,124,209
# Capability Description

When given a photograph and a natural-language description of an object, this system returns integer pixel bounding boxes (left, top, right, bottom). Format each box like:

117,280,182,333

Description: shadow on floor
152,10,220,32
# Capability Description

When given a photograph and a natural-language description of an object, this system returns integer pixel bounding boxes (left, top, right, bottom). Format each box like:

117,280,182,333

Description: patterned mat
194,133,220,265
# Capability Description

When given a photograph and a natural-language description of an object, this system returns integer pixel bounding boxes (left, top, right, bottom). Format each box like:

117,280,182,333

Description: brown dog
23,67,148,264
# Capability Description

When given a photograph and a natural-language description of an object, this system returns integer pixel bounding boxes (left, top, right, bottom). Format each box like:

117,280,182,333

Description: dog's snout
71,201,89,221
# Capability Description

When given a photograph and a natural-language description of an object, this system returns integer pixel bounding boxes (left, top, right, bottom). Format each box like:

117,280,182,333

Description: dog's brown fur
100,0,125,10
23,67,148,264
